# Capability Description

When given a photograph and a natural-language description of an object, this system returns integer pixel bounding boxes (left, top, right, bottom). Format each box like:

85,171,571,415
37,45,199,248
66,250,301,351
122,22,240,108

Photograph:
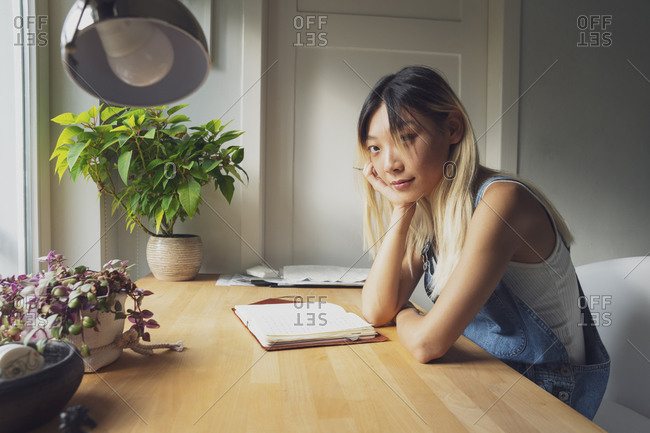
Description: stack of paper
281,265,370,284
217,265,371,287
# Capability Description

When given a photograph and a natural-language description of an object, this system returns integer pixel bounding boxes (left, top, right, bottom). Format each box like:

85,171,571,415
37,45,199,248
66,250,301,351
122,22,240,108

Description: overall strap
474,176,518,208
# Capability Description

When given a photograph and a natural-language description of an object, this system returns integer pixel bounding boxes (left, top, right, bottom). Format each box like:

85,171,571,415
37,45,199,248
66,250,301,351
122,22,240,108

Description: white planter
146,235,203,281
68,294,127,372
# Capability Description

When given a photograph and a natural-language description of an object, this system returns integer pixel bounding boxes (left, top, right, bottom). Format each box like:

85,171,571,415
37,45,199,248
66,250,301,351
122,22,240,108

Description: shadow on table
429,341,496,365
96,346,187,373
28,388,115,433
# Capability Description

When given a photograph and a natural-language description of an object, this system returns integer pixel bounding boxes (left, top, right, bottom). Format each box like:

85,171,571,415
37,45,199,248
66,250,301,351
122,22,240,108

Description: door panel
265,0,488,268
297,0,462,21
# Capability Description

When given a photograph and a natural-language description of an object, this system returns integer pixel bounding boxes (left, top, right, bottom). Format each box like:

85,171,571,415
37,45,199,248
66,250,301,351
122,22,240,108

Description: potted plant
0,251,161,371
50,104,246,281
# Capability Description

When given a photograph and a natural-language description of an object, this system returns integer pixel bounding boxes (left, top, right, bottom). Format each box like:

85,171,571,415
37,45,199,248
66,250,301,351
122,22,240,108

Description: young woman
357,65,609,419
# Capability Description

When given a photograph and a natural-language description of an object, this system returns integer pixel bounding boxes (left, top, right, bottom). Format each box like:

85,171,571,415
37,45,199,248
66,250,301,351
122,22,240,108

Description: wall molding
239,0,266,269
486,0,521,173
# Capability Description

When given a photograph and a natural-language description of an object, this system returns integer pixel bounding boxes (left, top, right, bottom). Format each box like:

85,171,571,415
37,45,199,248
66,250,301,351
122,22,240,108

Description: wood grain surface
31,274,605,432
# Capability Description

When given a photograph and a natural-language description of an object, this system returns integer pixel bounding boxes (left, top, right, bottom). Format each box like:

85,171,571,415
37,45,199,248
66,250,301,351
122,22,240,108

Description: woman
357,65,609,419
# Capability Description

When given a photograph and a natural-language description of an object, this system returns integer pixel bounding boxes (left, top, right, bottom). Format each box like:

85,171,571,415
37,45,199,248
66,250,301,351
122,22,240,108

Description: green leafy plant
51,105,246,237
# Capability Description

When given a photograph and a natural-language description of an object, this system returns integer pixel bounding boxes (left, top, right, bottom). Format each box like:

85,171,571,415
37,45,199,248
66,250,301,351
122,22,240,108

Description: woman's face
365,104,455,203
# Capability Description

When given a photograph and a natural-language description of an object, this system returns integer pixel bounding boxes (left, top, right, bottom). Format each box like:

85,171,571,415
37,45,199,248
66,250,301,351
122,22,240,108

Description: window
0,1,28,274
0,0,46,275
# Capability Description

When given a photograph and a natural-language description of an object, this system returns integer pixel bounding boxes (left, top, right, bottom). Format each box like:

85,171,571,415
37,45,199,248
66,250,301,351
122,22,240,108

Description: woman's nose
383,147,404,173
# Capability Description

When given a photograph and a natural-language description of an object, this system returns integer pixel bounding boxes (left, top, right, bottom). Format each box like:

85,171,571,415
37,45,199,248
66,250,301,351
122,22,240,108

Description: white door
264,0,517,269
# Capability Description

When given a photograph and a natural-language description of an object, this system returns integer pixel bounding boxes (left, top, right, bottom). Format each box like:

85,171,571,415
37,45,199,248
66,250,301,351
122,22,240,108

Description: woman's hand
363,162,417,209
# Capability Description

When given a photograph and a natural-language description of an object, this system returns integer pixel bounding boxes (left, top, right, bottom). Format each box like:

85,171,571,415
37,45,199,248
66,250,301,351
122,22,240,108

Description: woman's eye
367,145,380,153
400,134,416,143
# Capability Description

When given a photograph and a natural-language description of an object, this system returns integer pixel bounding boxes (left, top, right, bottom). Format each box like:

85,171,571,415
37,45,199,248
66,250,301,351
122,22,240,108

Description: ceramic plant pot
67,293,127,372
146,234,203,281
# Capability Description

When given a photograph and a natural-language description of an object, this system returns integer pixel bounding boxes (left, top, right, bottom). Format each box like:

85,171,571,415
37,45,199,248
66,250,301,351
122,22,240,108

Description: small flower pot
68,293,127,372
146,234,203,281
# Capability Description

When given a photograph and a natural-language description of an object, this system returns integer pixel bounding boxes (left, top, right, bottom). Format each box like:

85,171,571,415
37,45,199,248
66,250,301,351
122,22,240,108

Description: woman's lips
391,178,415,190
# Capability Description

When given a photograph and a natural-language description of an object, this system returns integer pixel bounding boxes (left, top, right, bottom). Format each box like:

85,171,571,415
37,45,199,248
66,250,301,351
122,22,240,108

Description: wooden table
33,274,605,432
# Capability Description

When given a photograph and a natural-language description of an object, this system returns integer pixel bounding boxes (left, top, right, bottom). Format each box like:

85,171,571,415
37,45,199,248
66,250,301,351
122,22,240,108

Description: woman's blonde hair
356,66,573,299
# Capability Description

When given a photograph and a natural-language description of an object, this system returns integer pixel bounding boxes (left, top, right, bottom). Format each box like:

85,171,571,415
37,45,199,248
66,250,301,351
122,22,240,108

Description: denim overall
423,177,610,419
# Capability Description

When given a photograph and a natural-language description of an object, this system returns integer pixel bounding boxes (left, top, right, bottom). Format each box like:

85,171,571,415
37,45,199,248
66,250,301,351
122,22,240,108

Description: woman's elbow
361,302,397,327
411,340,449,364
362,307,392,327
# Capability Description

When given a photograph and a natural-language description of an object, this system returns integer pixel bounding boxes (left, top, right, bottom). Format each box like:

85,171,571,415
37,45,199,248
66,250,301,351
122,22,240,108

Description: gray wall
518,0,650,267
49,0,103,271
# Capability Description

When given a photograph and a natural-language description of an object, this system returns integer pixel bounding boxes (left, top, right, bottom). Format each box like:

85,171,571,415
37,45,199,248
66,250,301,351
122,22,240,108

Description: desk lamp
61,0,210,107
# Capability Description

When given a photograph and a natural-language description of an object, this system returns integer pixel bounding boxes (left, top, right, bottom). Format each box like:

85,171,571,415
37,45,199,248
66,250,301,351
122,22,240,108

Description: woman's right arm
361,204,423,326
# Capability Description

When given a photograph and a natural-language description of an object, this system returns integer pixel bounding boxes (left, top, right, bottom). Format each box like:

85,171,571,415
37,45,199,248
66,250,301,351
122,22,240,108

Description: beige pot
68,293,127,373
146,235,203,281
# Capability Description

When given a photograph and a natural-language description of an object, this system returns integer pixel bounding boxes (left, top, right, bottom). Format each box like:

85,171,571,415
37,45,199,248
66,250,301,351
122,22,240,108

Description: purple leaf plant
0,251,155,354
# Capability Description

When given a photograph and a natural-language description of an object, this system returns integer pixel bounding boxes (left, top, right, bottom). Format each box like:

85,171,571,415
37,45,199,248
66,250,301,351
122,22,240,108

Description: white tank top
486,180,586,365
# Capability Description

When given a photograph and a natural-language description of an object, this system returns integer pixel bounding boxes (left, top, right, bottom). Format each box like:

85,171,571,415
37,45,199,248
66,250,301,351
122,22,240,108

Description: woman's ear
446,110,464,144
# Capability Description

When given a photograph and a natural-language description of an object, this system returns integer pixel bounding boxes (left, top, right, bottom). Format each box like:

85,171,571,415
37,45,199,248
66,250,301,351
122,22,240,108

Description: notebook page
234,302,374,339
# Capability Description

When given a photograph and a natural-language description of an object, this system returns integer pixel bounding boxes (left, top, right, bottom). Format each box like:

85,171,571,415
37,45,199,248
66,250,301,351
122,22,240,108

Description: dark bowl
0,341,84,433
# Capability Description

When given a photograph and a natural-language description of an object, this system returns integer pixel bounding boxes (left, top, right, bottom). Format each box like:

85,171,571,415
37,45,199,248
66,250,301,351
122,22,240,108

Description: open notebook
233,299,387,350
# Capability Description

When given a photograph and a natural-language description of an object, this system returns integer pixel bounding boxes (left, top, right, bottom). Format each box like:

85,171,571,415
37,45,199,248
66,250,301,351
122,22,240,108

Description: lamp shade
61,0,210,107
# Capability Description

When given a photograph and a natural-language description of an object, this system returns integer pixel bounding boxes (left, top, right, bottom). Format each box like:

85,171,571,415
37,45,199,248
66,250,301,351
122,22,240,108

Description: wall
518,0,650,267
48,0,103,270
